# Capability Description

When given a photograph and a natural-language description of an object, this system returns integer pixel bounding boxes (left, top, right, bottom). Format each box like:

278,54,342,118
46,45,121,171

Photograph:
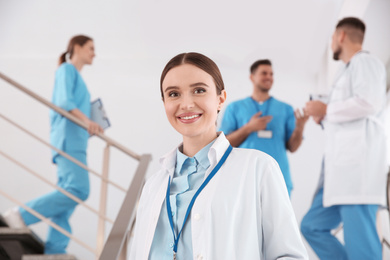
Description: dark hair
160,52,225,100
336,17,365,43
250,59,272,74
58,35,93,66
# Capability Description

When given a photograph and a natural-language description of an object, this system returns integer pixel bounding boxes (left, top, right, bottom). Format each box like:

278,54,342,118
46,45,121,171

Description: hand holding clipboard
91,98,111,130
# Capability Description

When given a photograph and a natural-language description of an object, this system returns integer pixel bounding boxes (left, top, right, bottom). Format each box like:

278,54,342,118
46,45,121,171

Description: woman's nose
180,94,195,110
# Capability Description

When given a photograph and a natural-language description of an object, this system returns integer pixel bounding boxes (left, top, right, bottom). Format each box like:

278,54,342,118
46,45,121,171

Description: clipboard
91,98,111,129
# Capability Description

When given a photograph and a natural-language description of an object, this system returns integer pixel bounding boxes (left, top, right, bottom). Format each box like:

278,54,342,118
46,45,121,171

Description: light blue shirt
50,63,91,162
148,140,215,260
219,96,295,192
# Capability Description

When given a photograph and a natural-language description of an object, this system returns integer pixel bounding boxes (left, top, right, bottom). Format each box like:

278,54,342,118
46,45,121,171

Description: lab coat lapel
143,173,171,257
143,147,177,257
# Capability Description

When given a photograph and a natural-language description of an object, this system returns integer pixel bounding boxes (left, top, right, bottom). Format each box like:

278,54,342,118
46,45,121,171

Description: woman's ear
218,90,227,111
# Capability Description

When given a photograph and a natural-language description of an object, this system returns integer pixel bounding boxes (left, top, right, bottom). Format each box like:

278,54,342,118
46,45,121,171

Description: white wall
0,0,389,259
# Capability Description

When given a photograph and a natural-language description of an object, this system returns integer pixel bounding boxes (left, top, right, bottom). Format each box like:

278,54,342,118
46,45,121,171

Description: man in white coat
301,17,388,260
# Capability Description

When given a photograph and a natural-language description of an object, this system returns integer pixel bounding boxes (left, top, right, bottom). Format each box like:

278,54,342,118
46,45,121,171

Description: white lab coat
322,51,388,207
129,133,308,260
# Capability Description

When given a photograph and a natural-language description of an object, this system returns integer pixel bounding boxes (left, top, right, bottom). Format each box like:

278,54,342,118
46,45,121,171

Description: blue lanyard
250,96,272,116
166,145,233,258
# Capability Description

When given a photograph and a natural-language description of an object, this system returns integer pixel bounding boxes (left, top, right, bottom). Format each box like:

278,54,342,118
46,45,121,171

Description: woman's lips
177,113,202,123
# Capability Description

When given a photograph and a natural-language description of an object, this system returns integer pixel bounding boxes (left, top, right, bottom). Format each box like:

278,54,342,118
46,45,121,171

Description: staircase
0,215,76,260
0,72,151,259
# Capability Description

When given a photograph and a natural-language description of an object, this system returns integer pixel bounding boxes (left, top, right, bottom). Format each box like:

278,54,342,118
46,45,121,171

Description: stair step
0,227,44,258
22,255,78,260
0,215,8,227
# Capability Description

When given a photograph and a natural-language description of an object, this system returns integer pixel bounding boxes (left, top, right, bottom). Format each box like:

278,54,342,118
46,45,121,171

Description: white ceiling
0,0,388,89
0,1,340,69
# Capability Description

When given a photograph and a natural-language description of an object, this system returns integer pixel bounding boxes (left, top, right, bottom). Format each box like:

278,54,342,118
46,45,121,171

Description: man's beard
333,46,341,60
257,84,270,93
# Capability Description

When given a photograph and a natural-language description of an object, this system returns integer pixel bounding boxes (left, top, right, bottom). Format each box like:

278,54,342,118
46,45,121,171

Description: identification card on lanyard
166,145,233,259
251,97,273,139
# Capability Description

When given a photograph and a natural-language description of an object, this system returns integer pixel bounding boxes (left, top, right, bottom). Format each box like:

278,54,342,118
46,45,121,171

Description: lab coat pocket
333,126,365,165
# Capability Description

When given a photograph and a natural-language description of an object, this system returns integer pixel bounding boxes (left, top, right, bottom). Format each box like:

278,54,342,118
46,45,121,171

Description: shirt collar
249,96,273,105
159,132,231,178
175,149,189,174
175,139,215,174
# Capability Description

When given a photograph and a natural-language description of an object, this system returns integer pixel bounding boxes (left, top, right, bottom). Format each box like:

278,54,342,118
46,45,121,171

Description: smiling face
250,64,274,93
162,64,226,142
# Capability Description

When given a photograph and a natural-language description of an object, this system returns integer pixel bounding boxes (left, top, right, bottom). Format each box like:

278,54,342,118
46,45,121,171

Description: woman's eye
168,91,179,97
194,88,206,94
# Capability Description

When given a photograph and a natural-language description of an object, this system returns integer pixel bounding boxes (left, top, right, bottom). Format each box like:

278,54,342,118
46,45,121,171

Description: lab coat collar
207,132,231,170
347,50,368,67
159,146,177,173
159,132,231,180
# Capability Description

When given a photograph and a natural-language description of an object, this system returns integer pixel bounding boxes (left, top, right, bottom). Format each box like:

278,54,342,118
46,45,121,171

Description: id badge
258,130,272,138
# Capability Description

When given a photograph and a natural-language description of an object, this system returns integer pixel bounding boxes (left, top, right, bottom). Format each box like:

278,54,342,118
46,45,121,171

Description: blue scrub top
50,63,91,162
219,96,295,190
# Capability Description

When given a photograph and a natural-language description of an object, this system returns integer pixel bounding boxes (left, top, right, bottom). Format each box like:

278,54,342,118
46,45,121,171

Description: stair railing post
96,144,110,258
118,230,130,260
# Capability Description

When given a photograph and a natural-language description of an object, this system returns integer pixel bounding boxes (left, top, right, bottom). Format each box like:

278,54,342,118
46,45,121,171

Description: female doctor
129,52,308,260
2,35,103,254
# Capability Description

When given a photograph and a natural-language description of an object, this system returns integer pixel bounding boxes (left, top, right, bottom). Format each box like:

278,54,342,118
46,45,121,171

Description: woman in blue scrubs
3,35,103,254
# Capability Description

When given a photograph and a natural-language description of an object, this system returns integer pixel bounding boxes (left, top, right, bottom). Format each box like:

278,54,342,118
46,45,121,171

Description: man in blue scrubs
219,59,308,196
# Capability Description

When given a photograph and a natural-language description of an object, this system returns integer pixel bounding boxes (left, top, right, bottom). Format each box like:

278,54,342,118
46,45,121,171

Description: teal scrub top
50,63,91,162
219,96,295,190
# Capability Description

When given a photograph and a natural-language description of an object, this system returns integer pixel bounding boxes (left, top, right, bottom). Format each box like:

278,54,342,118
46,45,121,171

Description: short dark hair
336,17,365,43
250,59,272,74
160,52,224,100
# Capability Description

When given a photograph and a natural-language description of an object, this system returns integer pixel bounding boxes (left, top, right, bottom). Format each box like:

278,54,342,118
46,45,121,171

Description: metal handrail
0,71,141,161
0,149,114,224
0,71,151,259
0,113,127,193
99,154,151,259
0,188,97,254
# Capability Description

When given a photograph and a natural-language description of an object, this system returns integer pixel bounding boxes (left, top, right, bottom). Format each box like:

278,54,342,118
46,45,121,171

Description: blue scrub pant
19,151,89,254
301,188,381,260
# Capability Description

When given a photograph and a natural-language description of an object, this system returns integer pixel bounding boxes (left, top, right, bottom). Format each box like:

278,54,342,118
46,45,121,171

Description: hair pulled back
58,35,93,66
